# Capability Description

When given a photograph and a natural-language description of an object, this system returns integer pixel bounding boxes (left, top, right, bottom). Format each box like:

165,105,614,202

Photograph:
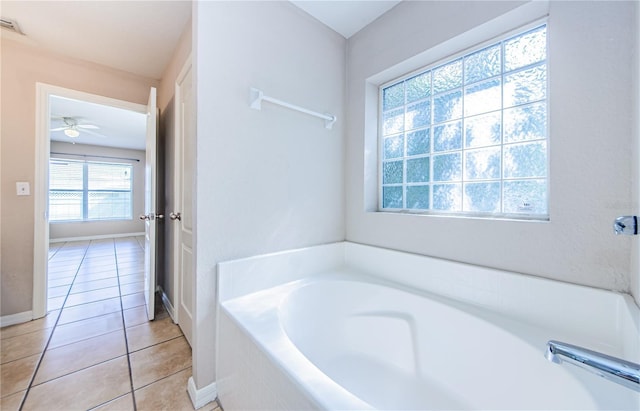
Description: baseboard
1,311,33,327
50,232,145,243
160,288,177,323
187,376,217,410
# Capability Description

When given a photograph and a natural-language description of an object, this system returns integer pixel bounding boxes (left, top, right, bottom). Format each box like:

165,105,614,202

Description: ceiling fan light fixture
64,128,80,138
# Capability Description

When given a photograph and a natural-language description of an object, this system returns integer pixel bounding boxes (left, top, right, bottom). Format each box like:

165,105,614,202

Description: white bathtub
217,242,640,410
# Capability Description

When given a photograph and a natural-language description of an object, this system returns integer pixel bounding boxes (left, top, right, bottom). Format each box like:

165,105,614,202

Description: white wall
49,142,145,240
194,0,345,390
346,1,637,296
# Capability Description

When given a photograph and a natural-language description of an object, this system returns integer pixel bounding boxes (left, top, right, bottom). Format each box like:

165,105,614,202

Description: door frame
34,83,147,319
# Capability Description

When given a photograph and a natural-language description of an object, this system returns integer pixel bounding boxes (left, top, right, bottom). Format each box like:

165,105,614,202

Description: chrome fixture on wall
546,340,640,392
613,216,638,235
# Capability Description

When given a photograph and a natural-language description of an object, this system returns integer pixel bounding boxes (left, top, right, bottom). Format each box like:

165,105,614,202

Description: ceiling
291,1,400,38
1,0,192,80
50,96,147,151
2,1,400,150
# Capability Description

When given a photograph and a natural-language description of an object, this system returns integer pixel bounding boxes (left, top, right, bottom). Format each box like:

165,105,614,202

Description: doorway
34,84,156,319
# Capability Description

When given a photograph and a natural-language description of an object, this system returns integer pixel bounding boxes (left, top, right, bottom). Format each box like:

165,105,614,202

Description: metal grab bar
546,340,640,392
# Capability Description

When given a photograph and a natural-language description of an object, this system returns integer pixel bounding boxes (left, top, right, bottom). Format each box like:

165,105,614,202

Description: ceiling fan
50,116,101,138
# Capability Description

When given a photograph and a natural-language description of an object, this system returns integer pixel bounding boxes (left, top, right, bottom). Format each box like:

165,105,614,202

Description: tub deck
217,242,640,410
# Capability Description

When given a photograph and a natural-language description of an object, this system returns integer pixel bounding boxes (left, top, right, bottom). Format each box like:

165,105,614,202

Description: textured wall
194,0,345,390
346,1,637,297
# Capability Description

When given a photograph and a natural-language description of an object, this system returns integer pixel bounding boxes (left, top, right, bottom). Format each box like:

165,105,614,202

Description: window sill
371,209,550,223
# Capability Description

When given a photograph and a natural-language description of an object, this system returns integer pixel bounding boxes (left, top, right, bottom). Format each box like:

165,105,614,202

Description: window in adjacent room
49,158,133,221
379,24,548,219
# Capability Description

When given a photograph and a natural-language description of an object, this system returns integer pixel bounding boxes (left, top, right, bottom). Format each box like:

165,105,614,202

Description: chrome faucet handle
614,216,637,235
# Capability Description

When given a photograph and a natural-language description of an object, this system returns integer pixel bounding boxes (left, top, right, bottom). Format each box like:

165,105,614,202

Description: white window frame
377,19,549,220
49,158,134,222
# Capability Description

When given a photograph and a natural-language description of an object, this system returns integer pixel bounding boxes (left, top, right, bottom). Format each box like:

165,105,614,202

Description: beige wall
48,142,146,241
157,19,192,309
1,39,158,316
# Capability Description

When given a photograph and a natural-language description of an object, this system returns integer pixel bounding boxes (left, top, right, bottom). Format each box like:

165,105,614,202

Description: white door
173,61,194,344
143,87,158,321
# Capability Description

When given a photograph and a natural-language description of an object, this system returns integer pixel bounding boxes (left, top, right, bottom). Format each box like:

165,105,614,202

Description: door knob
156,213,165,220
169,212,181,221
139,214,150,221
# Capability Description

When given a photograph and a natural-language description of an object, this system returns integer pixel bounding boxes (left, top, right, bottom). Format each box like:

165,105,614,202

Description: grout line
114,239,139,411
20,240,91,410
43,325,124,352
130,364,192,392
126,334,186,354
14,238,154,410
28,353,129,388
56,309,122,328
87,392,132,411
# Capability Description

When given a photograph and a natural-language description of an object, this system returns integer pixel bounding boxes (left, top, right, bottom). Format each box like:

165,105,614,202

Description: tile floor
1,237,221,411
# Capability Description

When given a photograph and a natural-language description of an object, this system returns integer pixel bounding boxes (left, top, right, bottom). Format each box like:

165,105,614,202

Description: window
49,159,133,222
380,24,548,218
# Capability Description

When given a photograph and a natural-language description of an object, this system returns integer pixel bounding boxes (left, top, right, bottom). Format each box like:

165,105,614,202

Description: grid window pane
382,186,403,209
464,182,501,213
503,102,546,143
407,157,429,183
406,100,431,131
503,141,547,178
433,59,462,94
383,82,404,111
434,121,462,152
407,129,430,156
407,185,429,210
383,108,404,136
433,183,462,211
464,78,501,117
384,135,404,159
503,64,547,108
503,179,547,214
504,26,547,71
465,147,501,180
406,72,431,103
383,161,403,184
380,23,548,218
465,45,501,84
465,112,501,148
433,153,462,182
433,90,462,123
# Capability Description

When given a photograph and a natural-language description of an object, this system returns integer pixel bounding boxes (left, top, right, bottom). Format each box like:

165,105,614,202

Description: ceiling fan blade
78,124,99,129
50,126,67,131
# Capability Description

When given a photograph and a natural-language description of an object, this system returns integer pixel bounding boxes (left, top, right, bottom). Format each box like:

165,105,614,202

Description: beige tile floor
1,237,222,411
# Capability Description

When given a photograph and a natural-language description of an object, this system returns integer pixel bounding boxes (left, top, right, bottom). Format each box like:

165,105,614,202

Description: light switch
16,182,30,196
